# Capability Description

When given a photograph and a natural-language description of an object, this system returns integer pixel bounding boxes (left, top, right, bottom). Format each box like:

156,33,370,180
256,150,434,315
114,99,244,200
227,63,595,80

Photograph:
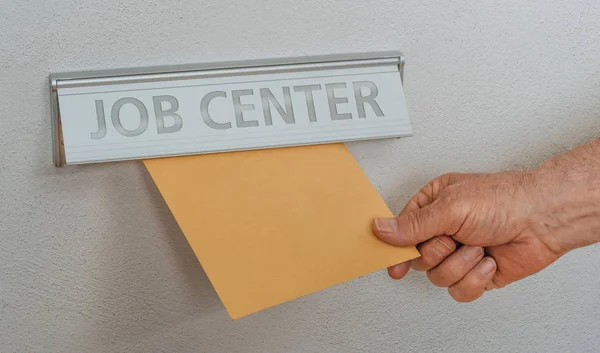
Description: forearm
534,137,600,252
540,137,600,175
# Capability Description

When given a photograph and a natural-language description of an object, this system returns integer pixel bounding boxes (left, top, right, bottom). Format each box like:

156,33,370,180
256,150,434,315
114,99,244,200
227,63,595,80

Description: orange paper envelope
144,143,420,319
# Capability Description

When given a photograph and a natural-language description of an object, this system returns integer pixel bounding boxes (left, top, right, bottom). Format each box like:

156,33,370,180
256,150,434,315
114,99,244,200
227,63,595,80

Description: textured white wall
1,1,599,352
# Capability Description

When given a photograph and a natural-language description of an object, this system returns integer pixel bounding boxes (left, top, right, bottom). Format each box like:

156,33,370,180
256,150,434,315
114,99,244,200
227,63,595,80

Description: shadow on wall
88,161,225,348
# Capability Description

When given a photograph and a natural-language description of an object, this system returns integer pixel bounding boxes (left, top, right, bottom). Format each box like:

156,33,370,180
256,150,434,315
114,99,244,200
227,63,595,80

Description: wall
1,1,599,352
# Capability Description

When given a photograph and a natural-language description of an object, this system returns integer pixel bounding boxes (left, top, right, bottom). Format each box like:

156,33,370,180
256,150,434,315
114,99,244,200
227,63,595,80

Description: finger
448,257,497,302
382,174,467,274
426,245,485,287
399,189,434,215
398,173,464,215
387,262,411,280
411,236,456,271
384,189,428,275
373,198,466,247
485,242,552,289
485,281,498,291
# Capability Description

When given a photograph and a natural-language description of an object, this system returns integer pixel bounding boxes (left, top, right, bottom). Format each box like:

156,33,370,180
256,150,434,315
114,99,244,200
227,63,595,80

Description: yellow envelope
144,143,419,319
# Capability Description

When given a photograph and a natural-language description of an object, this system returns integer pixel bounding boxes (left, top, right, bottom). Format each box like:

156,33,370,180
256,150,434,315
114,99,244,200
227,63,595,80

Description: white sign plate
50,52,412,166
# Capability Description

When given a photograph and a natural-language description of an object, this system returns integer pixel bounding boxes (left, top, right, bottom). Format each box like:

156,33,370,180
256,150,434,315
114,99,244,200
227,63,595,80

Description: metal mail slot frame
49,51,407,167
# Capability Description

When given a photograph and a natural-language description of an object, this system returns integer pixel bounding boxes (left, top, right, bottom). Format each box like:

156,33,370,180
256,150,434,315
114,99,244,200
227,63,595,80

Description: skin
372,137,600,302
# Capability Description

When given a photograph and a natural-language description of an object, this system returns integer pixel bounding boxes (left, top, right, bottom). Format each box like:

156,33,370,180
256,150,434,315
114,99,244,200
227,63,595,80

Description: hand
372,139,600,302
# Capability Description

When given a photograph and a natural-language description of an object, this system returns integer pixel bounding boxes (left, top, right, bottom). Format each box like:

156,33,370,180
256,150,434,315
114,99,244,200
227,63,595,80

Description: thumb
372,200,461,246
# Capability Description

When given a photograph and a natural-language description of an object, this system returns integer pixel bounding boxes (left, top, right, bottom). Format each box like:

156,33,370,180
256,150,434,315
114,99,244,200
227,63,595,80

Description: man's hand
373,138,600,302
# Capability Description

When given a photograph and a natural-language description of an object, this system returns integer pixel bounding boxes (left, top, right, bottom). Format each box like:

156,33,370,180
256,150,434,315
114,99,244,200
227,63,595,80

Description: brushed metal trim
50,51,406,167
56,58,401,89
49,77,63,167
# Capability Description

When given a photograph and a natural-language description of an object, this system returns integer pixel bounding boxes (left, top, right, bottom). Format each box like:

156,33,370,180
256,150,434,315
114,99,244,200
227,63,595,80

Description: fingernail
462,246,484,261
478,258,496,276
433,238,454,256
374,218,397,233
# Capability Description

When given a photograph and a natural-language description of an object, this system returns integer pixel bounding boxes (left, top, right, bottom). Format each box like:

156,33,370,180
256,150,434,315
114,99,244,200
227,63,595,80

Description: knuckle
419,237,455,267
438,172,460,185
419,250,438,267
410,261,429,272
437,192,470,233
491,272,508,289
484,259,509,289
406,212,424,239
427,173,457,199
413,255,437,272
448,286,479,303
413,190,433,208
427,260,465,288
446,266,465,283
438,185,462,206
426,270,450,288
437,236,457,253
448,278,484,302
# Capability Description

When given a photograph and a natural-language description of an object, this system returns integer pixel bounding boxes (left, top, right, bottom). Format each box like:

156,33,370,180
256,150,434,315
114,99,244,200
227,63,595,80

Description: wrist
531,139,600,253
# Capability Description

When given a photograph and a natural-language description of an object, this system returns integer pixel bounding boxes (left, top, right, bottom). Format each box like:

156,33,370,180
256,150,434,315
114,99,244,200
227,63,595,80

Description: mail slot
50,51,412,166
